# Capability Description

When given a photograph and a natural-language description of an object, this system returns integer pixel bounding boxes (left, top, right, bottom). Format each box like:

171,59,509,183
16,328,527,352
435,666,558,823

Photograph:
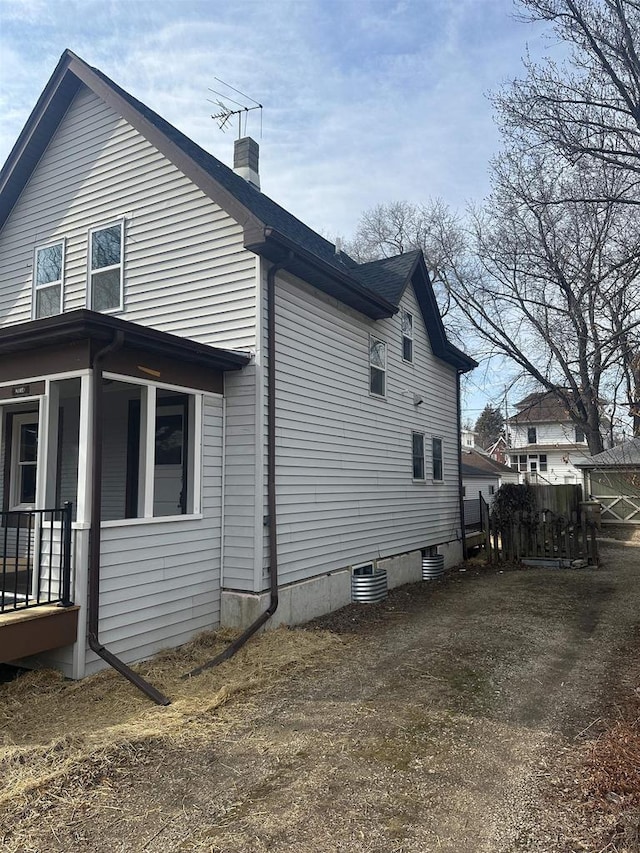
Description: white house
0,51,475,689
507,391,591,485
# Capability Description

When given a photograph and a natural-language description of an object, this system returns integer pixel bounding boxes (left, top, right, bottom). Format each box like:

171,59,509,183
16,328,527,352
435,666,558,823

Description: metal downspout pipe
88,331,170,706
456,370,467,559
185,258,287,678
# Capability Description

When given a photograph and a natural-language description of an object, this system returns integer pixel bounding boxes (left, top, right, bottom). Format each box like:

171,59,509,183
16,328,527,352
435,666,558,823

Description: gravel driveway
3,535,639,852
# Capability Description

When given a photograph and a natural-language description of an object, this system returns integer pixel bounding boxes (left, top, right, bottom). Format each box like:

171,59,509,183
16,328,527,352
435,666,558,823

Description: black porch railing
0,502,73,614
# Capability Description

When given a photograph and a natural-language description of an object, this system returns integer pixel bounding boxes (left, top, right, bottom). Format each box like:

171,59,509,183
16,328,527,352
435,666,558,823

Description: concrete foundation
221,540,464,630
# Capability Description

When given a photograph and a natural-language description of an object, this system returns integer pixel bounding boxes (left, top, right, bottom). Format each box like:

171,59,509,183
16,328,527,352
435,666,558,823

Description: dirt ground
1,534,640,853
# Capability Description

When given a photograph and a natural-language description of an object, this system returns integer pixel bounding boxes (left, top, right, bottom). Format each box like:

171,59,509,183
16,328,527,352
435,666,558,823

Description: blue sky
0,0,552,421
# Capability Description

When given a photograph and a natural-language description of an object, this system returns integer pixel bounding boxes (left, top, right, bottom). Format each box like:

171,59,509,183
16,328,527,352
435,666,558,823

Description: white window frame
10,413,39,510
32,239,65,319
527,426,537,444
401,310,414,363
99,372,204,526
88,219,124,313
369,336,387,398
432,436,444,482
411,430,425,481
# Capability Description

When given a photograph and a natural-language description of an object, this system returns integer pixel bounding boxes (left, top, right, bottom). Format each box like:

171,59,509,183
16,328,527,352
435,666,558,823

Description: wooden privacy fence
528,483,583,517
479,495,598,566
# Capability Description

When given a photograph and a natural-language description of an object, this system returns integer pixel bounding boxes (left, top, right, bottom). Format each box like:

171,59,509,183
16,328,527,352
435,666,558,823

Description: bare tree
348,155,640,450
496,0,640,202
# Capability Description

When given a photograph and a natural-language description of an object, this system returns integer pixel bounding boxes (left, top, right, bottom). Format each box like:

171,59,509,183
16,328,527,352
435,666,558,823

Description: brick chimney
233,137,260,190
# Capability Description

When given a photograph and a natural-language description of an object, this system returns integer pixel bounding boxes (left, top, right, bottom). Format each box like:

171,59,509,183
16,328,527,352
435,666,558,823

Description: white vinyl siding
85,395,223,673
262,272,460,587
510,422,585,447
222,365,260,591
0,86,257,350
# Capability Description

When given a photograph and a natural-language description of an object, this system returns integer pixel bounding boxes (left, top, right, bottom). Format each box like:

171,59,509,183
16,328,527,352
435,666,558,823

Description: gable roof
0,50,476,372
509,390,577,424
461,447,514,479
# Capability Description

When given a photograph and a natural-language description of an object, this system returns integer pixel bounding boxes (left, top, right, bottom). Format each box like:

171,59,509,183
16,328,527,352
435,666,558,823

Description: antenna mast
208,78,263,139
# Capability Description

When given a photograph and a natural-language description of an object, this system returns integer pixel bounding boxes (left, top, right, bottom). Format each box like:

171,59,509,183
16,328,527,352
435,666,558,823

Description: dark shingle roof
576,438,640,468
0,50,477,372
510,390,575,424
350,251,422,304
461,448,514,478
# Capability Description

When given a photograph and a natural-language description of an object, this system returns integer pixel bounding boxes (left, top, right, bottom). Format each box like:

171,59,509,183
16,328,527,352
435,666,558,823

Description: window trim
575,427,585,443
432,436,444,482
102,372,204,524
369,335,387,398
10,413,39,510
88,219,124,313
401,309,414,363
32,238,65,320
527,426,537,444
411,430,425,481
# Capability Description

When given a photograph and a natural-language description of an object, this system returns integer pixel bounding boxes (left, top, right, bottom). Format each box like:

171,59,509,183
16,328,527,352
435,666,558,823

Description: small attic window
401,310,413,362
89,220,124,312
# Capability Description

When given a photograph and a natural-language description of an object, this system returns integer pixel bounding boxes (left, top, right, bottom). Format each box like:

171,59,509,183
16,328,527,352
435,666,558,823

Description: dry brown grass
0,625,348,852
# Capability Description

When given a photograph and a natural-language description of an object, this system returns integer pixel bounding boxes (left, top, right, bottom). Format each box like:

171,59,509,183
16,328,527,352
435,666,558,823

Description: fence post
59,502,73,607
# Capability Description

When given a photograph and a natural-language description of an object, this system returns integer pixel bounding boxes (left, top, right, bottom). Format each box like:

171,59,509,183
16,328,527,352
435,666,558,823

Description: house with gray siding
0,50,475,683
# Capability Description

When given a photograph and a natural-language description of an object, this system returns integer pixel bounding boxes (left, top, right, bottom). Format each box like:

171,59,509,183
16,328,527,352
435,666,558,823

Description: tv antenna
208,78,263,139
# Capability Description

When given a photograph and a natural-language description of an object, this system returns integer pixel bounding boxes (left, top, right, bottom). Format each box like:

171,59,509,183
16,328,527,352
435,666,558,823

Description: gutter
88,331,170,706
184,258,288,678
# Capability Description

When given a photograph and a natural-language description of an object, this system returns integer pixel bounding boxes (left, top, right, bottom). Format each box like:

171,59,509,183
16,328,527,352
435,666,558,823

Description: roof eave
246,227,397,320
0,310,251,372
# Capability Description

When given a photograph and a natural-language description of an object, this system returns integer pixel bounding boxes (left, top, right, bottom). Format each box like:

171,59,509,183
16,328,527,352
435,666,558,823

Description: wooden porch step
0,605,79,664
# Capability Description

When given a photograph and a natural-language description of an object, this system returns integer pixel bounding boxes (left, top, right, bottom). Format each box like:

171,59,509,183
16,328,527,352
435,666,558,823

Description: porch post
76,373,94,527
43,380,60,506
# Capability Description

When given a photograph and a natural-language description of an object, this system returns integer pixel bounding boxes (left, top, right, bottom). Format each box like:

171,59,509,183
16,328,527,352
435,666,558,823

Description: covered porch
0,310,249,676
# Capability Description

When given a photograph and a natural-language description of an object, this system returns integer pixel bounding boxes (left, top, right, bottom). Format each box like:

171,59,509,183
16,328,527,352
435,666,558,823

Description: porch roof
0,310,251,373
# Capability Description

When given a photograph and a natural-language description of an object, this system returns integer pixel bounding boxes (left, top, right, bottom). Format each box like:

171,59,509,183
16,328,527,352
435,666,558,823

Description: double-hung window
33,240,64,318
369,337,386,397
89,220,124,312
575,427,585,442
432,437,443,481
527,426,537,444
412,431,425,480
401,310,413,362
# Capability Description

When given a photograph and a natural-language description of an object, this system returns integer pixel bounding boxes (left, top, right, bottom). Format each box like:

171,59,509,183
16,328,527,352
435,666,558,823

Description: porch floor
0,604,79,664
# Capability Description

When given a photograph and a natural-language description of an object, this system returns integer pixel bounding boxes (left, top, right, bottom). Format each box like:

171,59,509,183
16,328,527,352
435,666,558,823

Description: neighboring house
461,447,518,503
486,435,510,465
507,391,592,485
576,438,640,525
0,50,475,680
461,428,477,449
460,447,517,545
